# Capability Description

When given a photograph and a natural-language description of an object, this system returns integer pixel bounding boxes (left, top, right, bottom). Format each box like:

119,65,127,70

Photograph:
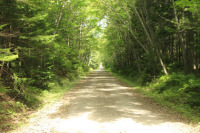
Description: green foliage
6,73,40,107
0,96,27,132
145,73,200,119
0,24,8,30
40,76,80,106
0,0,101,104
0,48,18,62
0,81,10,94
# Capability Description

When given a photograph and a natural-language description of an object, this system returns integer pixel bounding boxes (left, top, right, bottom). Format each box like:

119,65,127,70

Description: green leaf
0,48,19,62
0,24,8,30
0,55,19,62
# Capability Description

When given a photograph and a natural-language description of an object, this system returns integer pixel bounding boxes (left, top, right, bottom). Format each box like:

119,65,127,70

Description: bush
136,72,151,85
149,73,200,108
7,74,41,108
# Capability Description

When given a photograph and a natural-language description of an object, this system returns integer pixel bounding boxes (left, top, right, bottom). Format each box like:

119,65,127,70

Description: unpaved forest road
12,70,200,133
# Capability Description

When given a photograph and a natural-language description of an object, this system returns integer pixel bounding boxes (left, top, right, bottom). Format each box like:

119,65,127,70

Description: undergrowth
0,69,92,132
110,70,200,124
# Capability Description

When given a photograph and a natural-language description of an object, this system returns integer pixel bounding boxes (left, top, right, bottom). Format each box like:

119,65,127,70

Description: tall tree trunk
172,0,189,74
131,0,168,75
0,61,5,78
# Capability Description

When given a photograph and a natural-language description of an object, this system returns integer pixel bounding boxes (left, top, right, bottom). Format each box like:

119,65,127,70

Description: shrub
149,73,200,108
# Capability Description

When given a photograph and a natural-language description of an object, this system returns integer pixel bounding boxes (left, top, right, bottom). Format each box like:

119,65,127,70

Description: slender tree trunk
131,0,168,75
0,61,5,78
172,0,189,74
79,22,82,50
102,0,148,53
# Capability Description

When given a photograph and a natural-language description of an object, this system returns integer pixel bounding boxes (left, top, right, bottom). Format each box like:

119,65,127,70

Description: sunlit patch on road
12,70,200,133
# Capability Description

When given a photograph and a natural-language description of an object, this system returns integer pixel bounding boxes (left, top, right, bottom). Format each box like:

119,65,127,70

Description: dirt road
12,70,200,133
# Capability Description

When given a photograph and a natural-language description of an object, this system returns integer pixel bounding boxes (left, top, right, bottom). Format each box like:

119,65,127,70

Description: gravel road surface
11,70,200,133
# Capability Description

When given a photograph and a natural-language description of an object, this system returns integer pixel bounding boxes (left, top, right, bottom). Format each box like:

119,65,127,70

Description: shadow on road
47,70,199,133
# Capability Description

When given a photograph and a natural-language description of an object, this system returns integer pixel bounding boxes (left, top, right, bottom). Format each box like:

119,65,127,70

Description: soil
10,70,200,133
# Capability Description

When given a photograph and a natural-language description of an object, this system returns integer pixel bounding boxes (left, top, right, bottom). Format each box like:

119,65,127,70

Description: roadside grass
109,71,200,126
39,77,79,108
0,70,92,132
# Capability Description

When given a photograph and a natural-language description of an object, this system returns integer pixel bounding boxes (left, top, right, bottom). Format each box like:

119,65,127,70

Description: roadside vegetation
0,76,82,131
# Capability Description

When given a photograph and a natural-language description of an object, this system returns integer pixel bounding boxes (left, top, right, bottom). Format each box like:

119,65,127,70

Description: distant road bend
12,69,200,133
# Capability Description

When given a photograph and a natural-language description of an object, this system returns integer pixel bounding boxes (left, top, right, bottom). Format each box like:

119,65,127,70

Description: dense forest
1,0,200,131
0,0,101,103
102,0,200,75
